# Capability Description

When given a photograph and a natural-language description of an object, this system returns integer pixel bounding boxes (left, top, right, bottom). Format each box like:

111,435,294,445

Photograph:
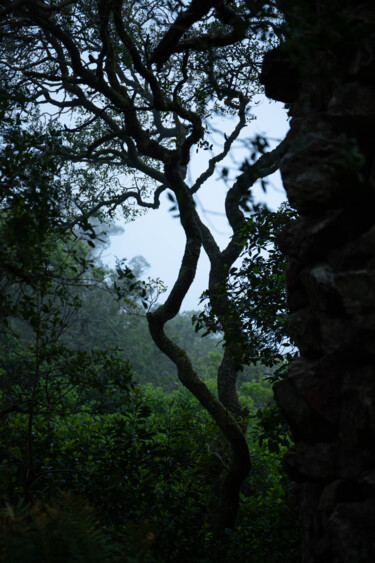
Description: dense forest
1,0,375,561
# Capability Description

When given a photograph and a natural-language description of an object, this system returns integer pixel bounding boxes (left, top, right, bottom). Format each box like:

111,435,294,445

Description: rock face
261,1,375,561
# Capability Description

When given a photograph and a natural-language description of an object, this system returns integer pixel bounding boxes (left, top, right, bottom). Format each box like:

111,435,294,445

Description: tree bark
146,162,251,542
261,1,375,561
147,298,251,539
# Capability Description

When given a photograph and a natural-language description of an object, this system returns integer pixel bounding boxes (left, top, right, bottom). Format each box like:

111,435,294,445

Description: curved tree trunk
197,138,288,421
147,307,251,533
261,1,375,561
146,161,251,545
144,86,287,553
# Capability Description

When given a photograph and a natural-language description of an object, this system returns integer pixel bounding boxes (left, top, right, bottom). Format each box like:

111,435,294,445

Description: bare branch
191,94,248,194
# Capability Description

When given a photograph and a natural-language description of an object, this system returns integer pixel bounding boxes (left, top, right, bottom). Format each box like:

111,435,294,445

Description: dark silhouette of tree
260,0,375,561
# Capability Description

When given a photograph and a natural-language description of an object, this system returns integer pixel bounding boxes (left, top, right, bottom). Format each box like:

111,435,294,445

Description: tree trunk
147,309,251,538
261,1,375,561
146,162,251,545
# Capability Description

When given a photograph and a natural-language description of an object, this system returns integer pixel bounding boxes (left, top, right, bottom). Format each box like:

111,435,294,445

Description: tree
260,0,375,561
0,0,288,544
194,202,296,368
0,88,139,505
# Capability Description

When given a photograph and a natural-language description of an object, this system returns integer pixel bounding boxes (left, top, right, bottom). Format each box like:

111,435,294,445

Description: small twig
207,444,229,470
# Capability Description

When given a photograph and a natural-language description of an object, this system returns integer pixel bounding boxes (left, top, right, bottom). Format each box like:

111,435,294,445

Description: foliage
0,495,120,563
231,204,296,362
194,203,297,367
1,377,299,562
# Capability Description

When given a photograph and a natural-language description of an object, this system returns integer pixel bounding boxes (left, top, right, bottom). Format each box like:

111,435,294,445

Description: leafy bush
0,494,118,563
1,375,300,562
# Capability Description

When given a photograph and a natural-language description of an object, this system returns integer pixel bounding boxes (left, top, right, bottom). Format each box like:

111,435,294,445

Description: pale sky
105,96,289,311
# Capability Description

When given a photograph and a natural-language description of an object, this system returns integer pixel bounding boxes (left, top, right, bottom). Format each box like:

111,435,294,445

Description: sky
104,96,290,311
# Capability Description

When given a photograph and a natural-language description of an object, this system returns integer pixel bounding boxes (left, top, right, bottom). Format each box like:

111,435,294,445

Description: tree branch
191,94,248,194
150,0,217,68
